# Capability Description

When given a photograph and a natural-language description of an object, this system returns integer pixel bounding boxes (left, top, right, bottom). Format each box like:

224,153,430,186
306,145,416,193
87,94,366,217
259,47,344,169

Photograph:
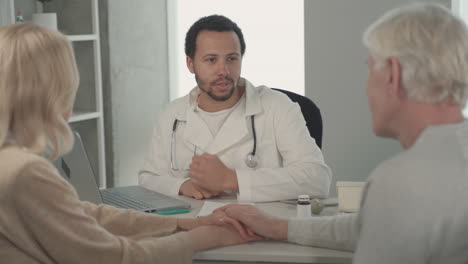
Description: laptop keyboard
100,185,189,212
101,190,154,211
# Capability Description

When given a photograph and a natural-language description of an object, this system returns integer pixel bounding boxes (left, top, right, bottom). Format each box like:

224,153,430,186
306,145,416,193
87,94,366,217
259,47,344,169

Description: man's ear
388,56,405,98
186,56,195,74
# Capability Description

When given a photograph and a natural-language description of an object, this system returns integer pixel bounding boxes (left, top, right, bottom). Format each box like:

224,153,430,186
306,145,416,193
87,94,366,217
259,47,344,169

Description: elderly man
217,3,468,263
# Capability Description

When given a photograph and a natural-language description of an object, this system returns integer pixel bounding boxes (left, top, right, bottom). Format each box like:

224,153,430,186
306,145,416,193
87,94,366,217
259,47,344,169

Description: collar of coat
173,77,264,155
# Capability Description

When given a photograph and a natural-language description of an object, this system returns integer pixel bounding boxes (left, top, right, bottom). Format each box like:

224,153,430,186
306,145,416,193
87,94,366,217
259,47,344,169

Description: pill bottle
296,194,312,217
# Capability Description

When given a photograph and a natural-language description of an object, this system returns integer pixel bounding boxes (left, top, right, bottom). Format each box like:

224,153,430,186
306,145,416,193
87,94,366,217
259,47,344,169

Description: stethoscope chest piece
245,152,258,168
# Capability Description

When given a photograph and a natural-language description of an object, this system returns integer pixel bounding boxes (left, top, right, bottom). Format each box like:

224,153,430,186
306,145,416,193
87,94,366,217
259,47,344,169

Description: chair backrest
272,88,323,148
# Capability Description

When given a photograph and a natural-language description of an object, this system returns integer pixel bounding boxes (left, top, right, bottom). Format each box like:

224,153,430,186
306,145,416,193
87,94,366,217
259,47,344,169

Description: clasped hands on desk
175,195,353,264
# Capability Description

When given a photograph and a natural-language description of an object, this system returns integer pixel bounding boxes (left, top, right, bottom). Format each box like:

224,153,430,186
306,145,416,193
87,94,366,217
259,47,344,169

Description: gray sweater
288,121,468,263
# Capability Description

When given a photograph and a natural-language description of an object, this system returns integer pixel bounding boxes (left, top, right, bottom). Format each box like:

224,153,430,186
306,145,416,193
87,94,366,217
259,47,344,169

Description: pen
152,209,190,215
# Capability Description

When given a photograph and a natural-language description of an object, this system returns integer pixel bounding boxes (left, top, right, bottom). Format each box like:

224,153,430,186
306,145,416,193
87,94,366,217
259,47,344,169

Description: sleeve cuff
235,169,252,202
139,173,190,197
287,215,357,252
287,218,306,243
170,177,191,196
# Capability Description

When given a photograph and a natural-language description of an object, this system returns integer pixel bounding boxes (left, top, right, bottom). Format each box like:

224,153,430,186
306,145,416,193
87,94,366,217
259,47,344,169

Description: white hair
363,2,468,107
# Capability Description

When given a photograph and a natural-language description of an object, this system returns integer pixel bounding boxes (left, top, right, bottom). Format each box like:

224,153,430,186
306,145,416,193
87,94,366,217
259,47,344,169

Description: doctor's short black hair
184,15,246,58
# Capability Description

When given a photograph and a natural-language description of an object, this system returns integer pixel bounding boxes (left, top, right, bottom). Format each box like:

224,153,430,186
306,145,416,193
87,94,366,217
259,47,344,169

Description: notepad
197,201,254,217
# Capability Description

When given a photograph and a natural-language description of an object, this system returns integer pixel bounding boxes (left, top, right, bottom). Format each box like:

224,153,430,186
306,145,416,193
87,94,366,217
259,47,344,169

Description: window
167,0,304,100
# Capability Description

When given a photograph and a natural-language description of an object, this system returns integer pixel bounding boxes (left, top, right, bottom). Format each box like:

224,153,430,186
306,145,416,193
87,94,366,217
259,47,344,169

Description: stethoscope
170,115,258,170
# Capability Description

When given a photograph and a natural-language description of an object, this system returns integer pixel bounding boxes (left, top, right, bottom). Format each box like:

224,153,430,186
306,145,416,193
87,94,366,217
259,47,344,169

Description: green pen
152,209,190,215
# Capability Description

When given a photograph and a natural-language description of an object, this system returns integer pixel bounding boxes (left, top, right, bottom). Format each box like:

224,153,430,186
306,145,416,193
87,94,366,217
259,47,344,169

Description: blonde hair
363,2,468,107
0,23,79,160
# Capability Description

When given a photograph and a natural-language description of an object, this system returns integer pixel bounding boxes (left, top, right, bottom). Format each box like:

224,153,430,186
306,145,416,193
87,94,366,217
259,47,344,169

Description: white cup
32,13,58,31
336,181,366,213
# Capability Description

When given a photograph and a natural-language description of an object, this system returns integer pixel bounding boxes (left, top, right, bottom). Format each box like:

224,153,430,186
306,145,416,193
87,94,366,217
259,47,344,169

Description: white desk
176,196,353,264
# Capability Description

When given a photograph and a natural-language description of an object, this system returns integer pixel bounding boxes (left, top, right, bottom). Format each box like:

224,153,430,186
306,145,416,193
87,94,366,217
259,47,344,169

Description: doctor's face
186,30,242,101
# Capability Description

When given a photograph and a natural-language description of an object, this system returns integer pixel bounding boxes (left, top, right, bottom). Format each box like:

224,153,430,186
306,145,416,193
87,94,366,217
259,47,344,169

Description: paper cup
32,13,58,31
336,181,366,212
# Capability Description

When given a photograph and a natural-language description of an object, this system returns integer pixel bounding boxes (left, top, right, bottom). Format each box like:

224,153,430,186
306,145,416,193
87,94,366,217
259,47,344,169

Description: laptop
53,131,190,215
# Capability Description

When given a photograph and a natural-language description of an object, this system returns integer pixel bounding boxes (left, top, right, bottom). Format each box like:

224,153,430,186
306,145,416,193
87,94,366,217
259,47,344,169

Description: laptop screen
53,132,103,204
54,131,191,214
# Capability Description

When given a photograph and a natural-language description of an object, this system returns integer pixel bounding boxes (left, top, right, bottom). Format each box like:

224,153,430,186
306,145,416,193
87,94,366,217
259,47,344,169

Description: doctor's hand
179,179,226,200
189,153,239,192
215,204,288,241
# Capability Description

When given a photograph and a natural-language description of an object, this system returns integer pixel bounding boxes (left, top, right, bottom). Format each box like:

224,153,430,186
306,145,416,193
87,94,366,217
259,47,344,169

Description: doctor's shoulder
157,94,190,122
257,86,298,112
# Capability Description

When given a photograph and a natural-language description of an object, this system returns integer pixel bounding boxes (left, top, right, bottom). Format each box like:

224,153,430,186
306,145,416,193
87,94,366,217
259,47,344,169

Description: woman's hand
199,210,256,239
215,204,288,240
177,210,255,240
188,225,262,252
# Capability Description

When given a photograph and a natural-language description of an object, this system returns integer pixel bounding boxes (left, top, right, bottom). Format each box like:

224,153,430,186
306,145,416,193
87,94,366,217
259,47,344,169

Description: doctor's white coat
139,79,332,202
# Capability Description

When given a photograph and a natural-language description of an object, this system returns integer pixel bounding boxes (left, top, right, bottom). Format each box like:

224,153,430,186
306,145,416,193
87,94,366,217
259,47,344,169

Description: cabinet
4,0,106,188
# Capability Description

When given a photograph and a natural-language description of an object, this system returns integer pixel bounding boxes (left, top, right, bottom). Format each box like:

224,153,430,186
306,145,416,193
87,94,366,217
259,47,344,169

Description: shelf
10,0,107,188
67,34,97,42
69,111,100,123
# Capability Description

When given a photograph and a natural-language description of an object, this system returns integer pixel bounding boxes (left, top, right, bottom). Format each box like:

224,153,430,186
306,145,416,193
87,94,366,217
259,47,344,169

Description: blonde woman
0,23,257,264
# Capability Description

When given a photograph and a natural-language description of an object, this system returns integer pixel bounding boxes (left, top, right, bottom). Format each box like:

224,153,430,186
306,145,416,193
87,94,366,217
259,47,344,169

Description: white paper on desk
197,201,254,217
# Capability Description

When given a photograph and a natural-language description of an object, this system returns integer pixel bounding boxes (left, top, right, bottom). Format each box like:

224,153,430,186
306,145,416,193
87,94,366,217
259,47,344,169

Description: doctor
139,15,332,202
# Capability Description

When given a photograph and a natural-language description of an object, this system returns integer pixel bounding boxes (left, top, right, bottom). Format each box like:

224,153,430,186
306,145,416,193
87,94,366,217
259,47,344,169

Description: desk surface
176,196,353,264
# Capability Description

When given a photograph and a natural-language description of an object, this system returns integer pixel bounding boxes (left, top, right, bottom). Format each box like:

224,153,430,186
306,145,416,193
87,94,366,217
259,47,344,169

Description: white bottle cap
298,194,310,202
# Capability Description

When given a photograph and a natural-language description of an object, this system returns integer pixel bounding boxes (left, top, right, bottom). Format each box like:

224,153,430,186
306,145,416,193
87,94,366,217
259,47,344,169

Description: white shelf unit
67,34,98,42
10,0,106,188
69,111,101,123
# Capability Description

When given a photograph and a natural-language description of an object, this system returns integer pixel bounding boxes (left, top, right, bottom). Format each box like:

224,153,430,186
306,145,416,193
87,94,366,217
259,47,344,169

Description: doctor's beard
196,75,237,102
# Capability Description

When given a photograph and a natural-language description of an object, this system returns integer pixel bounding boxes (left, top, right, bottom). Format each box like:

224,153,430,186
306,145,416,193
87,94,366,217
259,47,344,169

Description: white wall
103,0,450,189
0,0,14,26
105,0,169,186
168,0,304,99
305,0,449,196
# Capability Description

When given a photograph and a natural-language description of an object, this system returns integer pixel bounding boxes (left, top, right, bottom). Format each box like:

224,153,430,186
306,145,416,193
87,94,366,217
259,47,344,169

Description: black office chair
272,88,323,149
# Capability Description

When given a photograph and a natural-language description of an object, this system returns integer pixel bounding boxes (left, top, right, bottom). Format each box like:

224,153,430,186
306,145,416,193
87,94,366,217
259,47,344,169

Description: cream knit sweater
0,146,194,264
